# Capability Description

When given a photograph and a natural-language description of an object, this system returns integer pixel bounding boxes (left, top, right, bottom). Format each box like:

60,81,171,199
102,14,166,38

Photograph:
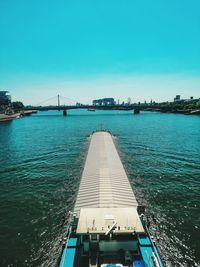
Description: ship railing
56,211,76,267
139,213,167,267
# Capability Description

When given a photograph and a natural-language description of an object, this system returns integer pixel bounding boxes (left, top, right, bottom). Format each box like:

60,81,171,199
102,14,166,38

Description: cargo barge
57,131,165,267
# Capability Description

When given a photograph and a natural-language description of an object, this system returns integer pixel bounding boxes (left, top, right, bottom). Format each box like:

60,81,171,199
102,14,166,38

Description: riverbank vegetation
0,101,24,114
148,100,200,114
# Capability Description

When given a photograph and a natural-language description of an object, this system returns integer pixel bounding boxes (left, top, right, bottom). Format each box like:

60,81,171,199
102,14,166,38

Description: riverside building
0,91,11,105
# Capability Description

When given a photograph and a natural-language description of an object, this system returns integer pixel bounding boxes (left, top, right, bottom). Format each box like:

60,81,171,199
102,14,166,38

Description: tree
12,101,24,111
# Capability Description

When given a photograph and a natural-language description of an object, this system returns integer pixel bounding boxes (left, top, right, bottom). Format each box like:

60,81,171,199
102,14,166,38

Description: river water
0,110,199,267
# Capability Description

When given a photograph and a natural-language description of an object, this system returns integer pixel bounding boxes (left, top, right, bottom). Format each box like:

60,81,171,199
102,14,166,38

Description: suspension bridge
25,95,155,114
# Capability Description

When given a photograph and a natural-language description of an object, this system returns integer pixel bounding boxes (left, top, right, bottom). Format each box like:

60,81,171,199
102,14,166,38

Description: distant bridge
24,104,147,111
24,95,160,113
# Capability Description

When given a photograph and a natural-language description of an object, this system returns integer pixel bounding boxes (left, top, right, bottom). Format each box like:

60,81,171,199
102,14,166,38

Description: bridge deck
74,131,138,216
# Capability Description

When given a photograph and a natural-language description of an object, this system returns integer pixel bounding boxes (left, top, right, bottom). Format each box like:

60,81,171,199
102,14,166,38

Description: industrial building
93,98,116,106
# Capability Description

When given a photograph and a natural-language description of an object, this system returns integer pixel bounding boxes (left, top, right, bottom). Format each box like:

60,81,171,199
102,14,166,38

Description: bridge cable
35,95,58,106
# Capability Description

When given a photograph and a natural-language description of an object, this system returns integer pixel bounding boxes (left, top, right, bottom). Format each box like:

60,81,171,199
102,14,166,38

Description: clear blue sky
0,0,199,105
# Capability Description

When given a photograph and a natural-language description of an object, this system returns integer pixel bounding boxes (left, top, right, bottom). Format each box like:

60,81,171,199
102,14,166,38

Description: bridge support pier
63,110,67,116
133,109,140,114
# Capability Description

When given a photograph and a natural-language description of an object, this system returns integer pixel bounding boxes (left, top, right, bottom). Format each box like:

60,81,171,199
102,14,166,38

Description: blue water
0,110,199,266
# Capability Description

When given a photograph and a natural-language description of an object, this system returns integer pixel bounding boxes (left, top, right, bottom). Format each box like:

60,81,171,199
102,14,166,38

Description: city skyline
0,0,200,105
4,74,200,106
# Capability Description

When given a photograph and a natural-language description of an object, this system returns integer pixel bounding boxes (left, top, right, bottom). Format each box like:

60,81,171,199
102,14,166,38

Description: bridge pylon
134,109,140,114
58,94,60,109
